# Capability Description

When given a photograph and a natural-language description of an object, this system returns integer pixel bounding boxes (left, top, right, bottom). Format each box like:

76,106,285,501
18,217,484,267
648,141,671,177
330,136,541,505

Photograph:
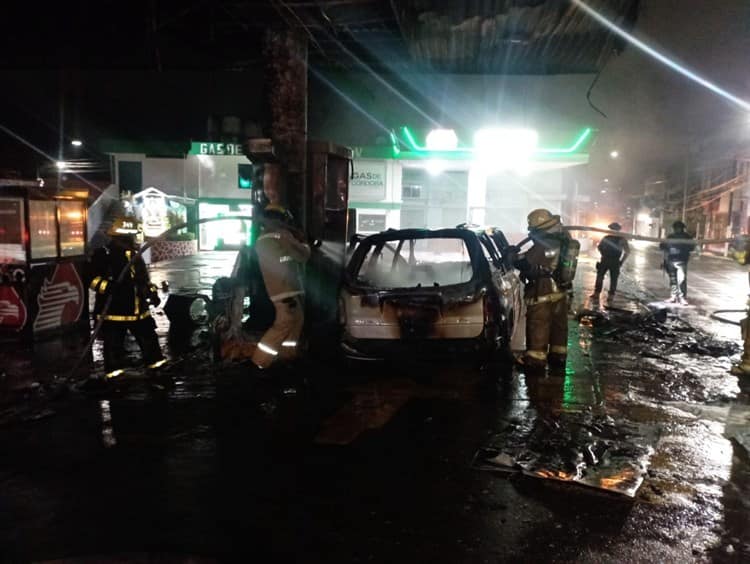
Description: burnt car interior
356,236,474,289
346,226,517,290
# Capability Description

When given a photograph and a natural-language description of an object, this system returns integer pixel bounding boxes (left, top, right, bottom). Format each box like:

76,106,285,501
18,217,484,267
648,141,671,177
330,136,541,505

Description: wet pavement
1,246,749,563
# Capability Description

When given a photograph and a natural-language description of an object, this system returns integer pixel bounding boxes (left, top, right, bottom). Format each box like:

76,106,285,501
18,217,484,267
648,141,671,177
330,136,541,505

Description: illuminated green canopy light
392,126,594,159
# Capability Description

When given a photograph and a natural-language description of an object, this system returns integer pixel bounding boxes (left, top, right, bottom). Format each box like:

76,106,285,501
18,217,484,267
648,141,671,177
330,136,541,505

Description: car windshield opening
356,237,473,288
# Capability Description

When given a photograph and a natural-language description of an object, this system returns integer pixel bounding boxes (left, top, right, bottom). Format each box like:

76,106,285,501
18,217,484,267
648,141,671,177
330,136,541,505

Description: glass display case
0,184,89,339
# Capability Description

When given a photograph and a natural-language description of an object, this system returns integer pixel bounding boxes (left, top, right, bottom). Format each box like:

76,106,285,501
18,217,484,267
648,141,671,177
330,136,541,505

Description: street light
610,150,619,159
71,139,82,147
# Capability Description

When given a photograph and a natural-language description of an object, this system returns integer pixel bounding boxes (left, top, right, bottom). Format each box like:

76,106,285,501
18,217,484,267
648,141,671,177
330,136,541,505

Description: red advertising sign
33,263,84,332
0,285,27,330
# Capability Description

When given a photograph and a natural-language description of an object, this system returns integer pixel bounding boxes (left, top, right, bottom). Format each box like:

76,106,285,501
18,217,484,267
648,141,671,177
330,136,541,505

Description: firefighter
88,216,165,378
732,273,750,376
250,204,311,373
591,222,630,301
731,237,750,376
513,209,579,370
659,220,695,305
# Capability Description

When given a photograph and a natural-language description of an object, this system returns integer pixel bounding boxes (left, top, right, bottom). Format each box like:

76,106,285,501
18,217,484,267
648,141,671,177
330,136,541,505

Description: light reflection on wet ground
1,247,749,561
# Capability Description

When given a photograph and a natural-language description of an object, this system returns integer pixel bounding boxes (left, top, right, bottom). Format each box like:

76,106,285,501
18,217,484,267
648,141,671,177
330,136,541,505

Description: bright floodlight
610,150,619,158
426,129,458,151
71,139,83,147
473,128,538,172
56,161,67,169
604,178,609,183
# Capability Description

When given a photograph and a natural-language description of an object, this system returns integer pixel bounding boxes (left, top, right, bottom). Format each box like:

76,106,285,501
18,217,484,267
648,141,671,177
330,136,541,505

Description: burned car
339,226,523,362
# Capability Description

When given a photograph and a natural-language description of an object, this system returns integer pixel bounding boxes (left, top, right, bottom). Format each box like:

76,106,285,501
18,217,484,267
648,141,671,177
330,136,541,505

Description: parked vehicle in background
339,226,523,364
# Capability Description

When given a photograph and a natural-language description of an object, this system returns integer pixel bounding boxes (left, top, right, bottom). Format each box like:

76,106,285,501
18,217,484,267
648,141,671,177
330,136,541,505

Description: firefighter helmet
608,222,622,231
107,215,140,236
527,208,561,232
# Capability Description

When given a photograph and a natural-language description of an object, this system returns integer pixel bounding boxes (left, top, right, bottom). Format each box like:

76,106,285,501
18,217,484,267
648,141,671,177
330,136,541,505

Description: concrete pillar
263,29,308,230
467,165,486,226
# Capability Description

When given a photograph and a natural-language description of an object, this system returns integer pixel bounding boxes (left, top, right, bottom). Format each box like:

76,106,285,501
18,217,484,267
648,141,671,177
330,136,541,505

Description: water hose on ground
710,310,746,326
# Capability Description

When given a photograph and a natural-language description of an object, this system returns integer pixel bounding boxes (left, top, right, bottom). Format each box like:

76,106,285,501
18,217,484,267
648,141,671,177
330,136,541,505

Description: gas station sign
350,160,386,201
189,142,244,156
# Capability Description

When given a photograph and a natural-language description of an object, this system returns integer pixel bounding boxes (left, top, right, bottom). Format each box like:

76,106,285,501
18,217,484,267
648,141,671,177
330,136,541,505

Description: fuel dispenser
211,139,354,360
303,140,354,353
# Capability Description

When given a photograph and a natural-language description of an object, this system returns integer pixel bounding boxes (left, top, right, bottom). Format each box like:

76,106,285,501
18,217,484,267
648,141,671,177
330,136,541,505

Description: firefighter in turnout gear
88,216,165,377
659,220,695,305
513,209,579,370
250,204,311,372
591,222,630,301
731,238,750,376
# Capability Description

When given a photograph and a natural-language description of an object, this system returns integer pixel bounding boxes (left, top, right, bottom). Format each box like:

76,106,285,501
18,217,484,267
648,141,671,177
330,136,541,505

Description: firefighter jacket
88,241,159,321
514,231,570,305
659,231,695,264
255,224,311,302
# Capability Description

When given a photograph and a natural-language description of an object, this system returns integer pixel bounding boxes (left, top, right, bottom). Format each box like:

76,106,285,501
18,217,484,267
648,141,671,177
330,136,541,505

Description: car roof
351,225,499,244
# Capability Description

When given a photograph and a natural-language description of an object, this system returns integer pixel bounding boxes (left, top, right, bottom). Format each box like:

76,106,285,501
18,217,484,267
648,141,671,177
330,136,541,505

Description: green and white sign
189,142,244,156
350,160,387,201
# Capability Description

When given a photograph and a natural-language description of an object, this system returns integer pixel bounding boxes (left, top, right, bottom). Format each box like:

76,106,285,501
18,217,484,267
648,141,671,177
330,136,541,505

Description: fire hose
513,225,748,332
515,225,738,248
68,215,254,380
710,310,745,326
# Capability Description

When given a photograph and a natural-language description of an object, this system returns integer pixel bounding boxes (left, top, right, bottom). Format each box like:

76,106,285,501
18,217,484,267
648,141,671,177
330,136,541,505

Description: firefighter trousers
251,295,304,369
666,261,688,299
525,294,568,367
101,317,164,373
594,259,620,294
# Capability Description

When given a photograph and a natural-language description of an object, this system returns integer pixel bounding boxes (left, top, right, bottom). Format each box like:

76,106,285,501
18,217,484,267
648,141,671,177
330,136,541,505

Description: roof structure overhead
392,0,641,73
1,0,639,74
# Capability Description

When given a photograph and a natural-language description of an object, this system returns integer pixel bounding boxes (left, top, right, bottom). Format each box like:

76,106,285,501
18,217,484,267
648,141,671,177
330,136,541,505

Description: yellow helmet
108,216,141,236
527,208,561,231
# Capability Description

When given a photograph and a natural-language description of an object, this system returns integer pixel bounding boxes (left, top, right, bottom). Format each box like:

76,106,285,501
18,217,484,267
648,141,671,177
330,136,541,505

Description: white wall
112,153,254,201
143,158,187,197
188,154,253,199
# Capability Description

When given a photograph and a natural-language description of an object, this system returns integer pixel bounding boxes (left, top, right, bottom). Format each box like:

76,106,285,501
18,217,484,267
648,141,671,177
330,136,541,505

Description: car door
486,229,524,342
477,232,513,339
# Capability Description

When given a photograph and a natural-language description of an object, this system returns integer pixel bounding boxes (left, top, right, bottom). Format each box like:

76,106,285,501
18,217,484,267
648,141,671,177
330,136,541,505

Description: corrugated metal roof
1,0,639,74
383,0,639,73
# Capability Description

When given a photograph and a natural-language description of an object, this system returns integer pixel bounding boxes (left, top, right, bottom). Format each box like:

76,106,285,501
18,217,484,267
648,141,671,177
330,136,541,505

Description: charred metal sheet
473,411,655,498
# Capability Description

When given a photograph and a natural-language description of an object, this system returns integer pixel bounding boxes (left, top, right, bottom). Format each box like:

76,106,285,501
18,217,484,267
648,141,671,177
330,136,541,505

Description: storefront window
198,202,252,250
59,200,86,256
0,197,26,263
29,200,57,259
358,214,386,233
